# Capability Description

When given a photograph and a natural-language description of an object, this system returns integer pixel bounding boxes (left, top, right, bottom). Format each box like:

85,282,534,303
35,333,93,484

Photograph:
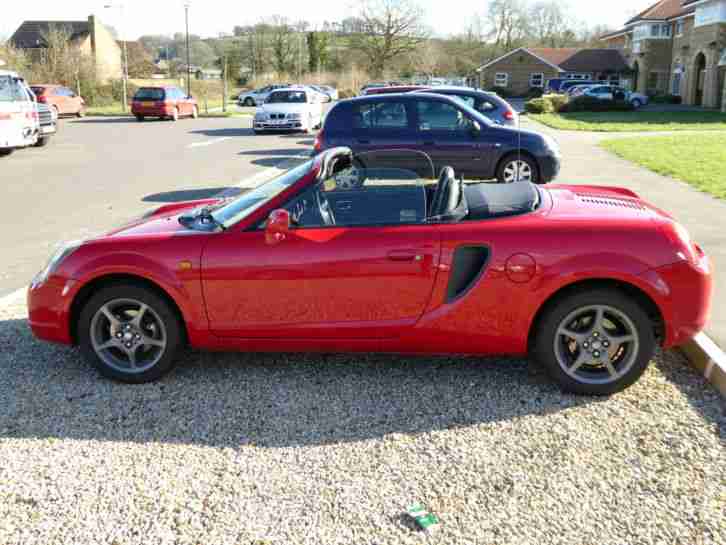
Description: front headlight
31,240,83,288
287,112,302,119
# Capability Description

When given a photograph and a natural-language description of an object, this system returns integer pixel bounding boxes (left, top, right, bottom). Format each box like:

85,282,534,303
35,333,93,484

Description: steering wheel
315,189,336,226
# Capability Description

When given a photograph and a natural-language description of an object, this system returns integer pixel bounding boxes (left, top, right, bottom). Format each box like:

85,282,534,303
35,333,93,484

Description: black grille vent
577,195,645,210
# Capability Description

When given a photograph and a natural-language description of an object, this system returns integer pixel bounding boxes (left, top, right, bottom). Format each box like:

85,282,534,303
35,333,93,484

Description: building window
494,73,509,87
529,73,544,88
661,24,671,37
650,25,660,37
676,20,685,36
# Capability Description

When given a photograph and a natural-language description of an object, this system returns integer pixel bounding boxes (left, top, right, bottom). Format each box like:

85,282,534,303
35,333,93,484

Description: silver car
238,84,289,107
581,85,649,108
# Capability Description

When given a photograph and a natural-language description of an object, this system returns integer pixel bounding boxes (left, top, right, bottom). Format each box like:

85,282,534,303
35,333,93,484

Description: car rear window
353,102,408,129
267,91,307,103
134,88,165,100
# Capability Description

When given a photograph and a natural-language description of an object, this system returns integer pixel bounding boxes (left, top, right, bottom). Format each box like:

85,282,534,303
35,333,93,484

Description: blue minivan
314,93,561,184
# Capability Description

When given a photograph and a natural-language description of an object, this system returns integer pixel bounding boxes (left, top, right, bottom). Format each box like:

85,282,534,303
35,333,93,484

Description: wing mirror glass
265,209,291,245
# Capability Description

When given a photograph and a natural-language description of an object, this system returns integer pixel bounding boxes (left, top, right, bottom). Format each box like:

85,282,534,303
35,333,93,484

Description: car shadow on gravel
70,117,138,124
142,188,245,203
238,148,309,157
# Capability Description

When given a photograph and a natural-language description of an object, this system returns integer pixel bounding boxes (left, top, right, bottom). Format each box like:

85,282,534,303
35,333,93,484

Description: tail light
503,109,515,121
313,130,324,153
37,95,47,103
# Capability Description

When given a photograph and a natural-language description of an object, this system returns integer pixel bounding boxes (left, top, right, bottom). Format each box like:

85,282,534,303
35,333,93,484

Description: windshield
212,160,314,227
0,76,28,102
134,88,165,100
266,91,307,104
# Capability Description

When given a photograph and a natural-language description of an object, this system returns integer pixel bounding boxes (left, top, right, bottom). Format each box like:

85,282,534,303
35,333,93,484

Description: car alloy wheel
90,298,168,375
502,159,534,183
553,304,640,386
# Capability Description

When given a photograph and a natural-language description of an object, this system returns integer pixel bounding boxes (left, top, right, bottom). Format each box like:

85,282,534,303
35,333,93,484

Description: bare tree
529,1,572,47
268,16,296,74
351,0,428,78
487,0,529,53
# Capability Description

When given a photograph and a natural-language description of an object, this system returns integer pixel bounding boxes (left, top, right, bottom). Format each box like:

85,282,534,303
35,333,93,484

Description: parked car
567,85,594,98
545,78,567,94
559,80,598,94
30,84,85,117
412,86,519,127
363,85,429,95
238,84,289,107
27,146,712,395
34,101,57,147
581,85,649,108
253,88,324,133
131,86,198,122
0,70,39,157
360,82,389,95
310,85,338,102
315,93,560,184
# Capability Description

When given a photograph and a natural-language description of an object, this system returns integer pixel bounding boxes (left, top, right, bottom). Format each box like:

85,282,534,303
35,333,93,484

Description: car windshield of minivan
0,76,26,102
211,160,313,227
134,88,165,100
267,91,306,103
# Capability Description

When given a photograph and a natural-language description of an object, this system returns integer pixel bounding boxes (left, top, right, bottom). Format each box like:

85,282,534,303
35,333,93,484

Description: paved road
0,115,314,297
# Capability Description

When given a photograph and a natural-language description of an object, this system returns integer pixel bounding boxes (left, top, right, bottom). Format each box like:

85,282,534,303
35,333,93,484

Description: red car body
29,151,712,366
30,84,85,116
131,86,198,121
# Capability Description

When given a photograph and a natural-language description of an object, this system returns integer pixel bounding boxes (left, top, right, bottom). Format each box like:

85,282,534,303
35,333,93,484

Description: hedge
559,96,635,113
524,94,568,114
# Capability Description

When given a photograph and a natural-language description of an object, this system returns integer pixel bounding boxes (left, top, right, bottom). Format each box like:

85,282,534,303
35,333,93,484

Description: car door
413,97,483,177
201,160,441,339
351,98,417,155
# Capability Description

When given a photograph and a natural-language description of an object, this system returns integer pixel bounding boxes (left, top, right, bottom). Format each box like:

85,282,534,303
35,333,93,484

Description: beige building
10,16,123,82
601,0,726,111
476,48,630,97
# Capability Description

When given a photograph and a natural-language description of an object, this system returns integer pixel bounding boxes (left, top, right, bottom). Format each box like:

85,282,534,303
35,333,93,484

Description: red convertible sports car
28,148,712,395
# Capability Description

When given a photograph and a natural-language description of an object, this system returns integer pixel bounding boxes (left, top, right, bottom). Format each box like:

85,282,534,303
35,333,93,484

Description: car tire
79,283,184,384
496,154,539,184
532,288,655,396
191,105,199,119
632,99,642,109
34,136,50,147
0,149,14,157
136,115,145,122
244,98,254,107
77,108,85,118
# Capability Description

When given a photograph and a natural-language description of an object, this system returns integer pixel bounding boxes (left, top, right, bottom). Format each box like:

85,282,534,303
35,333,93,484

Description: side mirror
265,209,291,245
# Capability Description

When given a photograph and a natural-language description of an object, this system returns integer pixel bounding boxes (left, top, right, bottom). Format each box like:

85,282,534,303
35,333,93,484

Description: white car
310,85,339,102
0,69,39,157
581,85,650,108
237,84,289,107
253,88,324,133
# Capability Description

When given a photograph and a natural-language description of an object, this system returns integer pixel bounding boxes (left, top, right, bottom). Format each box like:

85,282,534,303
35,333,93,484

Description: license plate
271,119,287,125
142,102,155,107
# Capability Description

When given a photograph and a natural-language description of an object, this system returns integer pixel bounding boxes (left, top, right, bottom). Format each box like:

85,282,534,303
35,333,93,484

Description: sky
1,0,652,42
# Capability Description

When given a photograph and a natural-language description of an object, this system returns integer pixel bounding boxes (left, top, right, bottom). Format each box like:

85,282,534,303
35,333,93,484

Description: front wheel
34,136,51,147
496,155,538,184
244,98,254,107
79,284,184,383
0,148,13,157
532,289,655,395
191,105,199,119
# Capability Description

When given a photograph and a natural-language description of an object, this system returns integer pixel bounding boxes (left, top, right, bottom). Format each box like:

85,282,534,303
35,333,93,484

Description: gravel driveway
1,292,724,545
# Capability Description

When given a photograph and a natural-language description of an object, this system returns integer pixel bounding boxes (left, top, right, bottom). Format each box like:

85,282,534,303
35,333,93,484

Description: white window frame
529,73,544,88
494,72,509,87
676,20,685,36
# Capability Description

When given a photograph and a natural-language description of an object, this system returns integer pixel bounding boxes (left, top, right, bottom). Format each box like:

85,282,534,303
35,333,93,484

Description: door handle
387,250,423,262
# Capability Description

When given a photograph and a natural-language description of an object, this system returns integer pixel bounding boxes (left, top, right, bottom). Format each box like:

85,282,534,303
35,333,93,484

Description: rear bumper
131,108,174,117
538,154,561,183
640,254,713,348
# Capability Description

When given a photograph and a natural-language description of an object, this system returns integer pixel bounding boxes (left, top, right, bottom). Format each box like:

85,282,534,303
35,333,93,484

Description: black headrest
430,167,455,217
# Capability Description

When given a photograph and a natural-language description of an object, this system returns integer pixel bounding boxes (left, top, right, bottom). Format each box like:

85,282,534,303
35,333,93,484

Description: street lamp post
184,1,191,97
104,3,129,112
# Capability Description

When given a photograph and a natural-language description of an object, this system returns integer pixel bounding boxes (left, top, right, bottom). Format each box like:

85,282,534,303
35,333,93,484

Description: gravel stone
1,292,724,545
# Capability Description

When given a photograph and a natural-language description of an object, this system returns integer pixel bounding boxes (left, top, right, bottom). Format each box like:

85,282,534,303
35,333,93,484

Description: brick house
475,48,630,96
10,16,123,82
600,0,726,111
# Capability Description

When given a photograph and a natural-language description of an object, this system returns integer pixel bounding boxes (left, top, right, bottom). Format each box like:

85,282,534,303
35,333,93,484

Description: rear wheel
496,155,538,184
532,289,655,395
0,149,14,157
79,284,184,383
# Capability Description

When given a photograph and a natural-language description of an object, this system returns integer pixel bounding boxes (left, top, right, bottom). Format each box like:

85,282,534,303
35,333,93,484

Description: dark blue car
315,93,561,184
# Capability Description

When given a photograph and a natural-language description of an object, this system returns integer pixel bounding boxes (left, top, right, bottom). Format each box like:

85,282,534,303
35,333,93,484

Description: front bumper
254,120,304,131
27,277,77,345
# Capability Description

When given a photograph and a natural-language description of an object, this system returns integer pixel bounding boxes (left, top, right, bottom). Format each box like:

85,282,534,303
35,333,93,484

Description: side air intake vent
446,246,490,303
577,195,646,210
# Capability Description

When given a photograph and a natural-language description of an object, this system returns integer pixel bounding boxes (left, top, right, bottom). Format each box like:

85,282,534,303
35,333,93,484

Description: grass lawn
601,134,726,199
531,111,726,132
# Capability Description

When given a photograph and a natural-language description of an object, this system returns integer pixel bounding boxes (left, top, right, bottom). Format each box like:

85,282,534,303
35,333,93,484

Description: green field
601,134,726,199
531,111,726,132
